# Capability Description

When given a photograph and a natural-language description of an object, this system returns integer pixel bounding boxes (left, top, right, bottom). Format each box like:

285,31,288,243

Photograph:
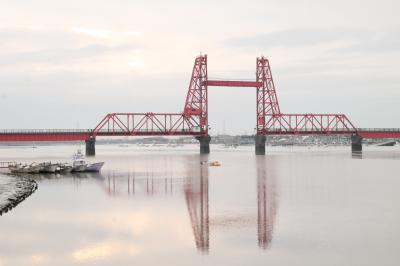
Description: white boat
8,163,24,173
9,163,41,174
39,162,57,173
72,164,86,172
58,164,73,173
85,162,105,172
72,150,104,172
72,151,87,172
28,163,42,173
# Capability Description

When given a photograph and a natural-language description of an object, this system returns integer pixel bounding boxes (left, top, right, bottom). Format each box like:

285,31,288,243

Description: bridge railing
0,129,93,134
357,128,400,132
0,128,203,135
95,128,202,134
264,128,356,135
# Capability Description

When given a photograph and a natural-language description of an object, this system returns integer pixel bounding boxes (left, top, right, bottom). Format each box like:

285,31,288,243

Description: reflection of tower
184,156,209,252
99,173,177,196
257,156,278,249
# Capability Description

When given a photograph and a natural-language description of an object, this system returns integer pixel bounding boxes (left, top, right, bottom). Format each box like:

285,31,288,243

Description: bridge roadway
0,128,400,156
1,128,400,140
0,129,202,141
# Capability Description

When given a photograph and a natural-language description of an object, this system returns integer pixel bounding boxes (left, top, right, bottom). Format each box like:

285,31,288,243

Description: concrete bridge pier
255,135,266,155
351,134,363,153
196,135,211,154
85,137,96,156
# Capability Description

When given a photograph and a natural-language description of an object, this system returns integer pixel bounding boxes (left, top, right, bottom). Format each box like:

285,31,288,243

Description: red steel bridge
1,54,399,155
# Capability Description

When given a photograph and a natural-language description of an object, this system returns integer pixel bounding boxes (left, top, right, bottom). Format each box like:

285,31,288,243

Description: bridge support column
255,135,266,155
85,137,96,156
196,135,211,154
351,134,363,153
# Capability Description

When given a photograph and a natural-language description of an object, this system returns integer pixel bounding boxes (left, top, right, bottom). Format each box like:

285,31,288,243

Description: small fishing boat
27,163,42,173
58,164,73,173
9,163,41,174
39,162,57,173
72,150,87,172
85,162,105,172
6,150,104,174
8,163,23,173
209,161,221,166
72,150,104,172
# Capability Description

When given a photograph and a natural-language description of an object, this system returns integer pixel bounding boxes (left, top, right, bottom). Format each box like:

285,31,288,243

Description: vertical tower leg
196,135,211,154
351,134,363,153
255,135,266,155
85,137,96,156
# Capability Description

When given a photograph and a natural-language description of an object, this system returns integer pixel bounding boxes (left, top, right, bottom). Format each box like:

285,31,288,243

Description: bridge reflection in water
257,156,278,249
92,156,277,252
184,155,209,252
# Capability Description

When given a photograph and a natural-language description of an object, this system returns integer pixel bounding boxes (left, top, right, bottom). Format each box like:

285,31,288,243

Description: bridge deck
0,128,399,141
356,129,400,139
0,130,91,141
264,128,400,138
0,129,202,141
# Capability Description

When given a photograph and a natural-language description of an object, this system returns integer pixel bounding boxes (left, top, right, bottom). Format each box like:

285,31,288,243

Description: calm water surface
0,144,400,265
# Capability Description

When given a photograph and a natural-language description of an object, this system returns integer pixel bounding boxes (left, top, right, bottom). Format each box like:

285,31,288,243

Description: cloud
72,241,141,262
0,44,138,65
71,27,141,39
0,26,84,49
71,27,112,39
0,26,144,74
224,28,371,48
327,28,400,54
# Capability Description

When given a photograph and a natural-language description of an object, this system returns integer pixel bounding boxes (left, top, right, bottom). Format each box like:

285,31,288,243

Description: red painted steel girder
256,56,281,135
93,55,210,137
0,133,90,141
204,80,262,87
357,130,400,139
93,113,203,136
258,114,357,135
183,55,208,135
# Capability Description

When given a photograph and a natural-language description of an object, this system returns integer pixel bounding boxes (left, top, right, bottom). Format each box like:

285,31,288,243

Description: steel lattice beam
93,113,202,136
260,114,357,135
204,80,262,87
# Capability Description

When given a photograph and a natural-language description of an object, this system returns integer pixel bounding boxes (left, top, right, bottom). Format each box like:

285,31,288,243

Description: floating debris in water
209,161,221,166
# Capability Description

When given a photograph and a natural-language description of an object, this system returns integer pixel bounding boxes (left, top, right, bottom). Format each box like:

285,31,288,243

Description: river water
0,144,400,265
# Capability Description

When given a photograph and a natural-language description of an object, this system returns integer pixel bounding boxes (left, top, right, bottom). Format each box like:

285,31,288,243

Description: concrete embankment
0,175,37,216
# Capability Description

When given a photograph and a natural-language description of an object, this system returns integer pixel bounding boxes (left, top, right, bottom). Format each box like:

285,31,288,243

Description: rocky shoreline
0,175,38,216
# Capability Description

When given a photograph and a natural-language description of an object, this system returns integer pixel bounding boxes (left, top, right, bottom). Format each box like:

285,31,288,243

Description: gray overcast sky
0,0,399,134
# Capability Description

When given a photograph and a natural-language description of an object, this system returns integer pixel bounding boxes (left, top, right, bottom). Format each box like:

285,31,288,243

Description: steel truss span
1,54,400,142
93,113,202,136
92,54,359,138
93,55,208,137
261,114,357,135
